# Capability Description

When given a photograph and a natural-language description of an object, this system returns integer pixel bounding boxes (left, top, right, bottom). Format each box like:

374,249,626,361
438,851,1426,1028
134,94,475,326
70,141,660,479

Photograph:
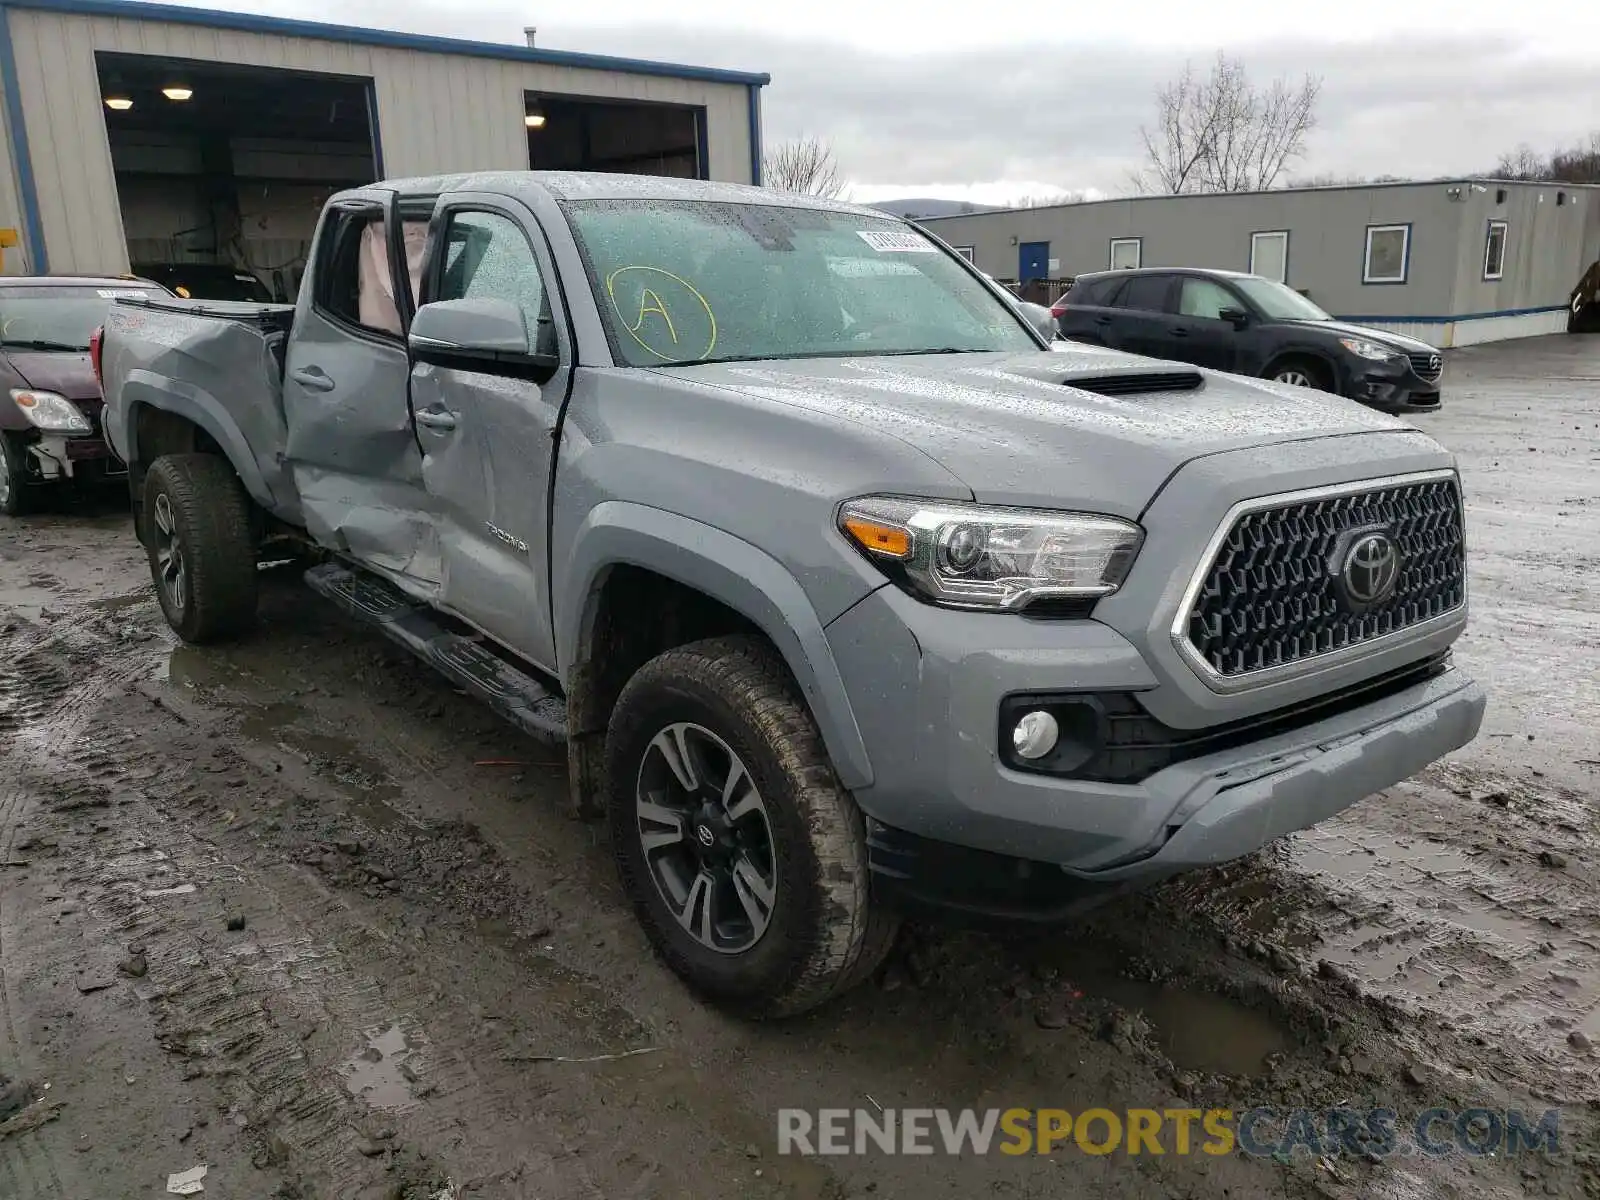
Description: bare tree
1492,143,1548,181
762,136,845,199
1488,132,1600,184
1136,54,1321,194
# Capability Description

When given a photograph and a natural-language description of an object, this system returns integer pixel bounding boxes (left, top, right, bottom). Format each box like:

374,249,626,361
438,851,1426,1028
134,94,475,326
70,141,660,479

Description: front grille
1408,352,1443,384
1184,477,1466,679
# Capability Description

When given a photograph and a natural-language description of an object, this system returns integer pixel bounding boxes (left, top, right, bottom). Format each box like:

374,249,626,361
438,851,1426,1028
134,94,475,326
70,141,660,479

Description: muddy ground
1,334,1596,1199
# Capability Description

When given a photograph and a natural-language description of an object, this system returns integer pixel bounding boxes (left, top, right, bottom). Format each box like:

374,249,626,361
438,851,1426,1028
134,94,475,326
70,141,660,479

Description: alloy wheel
1274,368,1315,388
151,491,188,614
0,443,12,508
635,721,778,955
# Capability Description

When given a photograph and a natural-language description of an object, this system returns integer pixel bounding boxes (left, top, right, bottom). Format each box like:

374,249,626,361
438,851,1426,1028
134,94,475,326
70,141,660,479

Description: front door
407,196,571,673
1168,276,1244,372
1018,241,1050,283
281,191,442,584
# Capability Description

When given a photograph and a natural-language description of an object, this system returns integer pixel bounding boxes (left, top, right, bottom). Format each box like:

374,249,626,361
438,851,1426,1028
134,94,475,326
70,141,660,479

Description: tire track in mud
0,603,840,1199
0,615,151,1200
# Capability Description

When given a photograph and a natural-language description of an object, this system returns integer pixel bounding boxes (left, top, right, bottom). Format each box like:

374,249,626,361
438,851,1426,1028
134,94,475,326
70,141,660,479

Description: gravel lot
1,334,1596,1199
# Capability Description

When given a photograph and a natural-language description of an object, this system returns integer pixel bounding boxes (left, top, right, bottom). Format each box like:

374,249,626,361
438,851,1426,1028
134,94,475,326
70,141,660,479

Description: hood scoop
1060,369,1204,397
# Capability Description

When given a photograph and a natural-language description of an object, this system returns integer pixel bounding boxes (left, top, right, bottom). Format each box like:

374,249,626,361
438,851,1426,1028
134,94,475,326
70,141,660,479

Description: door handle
1169,326,1190,337
414,408,458,431
1093,315,1113,325
290,366,336,392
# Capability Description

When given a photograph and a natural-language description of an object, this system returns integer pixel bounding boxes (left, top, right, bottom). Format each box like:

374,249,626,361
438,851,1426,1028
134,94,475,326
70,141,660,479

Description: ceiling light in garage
162,86,193,101
525,104,546,129
104,95,133,110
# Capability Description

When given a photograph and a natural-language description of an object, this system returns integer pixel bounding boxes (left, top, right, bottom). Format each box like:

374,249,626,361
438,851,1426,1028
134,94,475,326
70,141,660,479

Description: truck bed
100,296,302,524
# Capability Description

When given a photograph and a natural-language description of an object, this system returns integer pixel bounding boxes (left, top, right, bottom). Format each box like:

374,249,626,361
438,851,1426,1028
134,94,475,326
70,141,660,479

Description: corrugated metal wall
926,183,1467,320
0,6,754,274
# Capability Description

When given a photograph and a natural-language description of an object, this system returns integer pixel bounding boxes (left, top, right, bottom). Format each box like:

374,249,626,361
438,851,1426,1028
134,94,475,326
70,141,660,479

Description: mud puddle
1079,973,1293,1076
343,1022,427,1112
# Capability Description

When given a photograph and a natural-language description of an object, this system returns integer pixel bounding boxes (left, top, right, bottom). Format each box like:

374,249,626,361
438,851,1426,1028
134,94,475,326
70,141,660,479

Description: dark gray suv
1054,268,1445,412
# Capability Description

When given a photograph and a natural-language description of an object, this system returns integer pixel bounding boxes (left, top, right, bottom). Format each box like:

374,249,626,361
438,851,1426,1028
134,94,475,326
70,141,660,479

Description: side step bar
304,562,567,742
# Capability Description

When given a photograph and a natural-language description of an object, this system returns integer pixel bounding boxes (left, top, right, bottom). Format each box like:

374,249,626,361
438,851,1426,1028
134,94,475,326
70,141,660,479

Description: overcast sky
181,0,1600,203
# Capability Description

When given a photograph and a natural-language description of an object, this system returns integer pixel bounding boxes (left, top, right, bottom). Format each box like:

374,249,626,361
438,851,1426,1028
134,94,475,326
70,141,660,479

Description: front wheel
142,454,258,643
1267,357,1332,392
0,432,37,517
607,636,897,1018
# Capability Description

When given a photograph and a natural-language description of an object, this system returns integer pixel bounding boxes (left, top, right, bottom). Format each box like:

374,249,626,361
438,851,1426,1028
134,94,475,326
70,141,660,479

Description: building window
953,246,975,263
1250,230,1289,283
1482,220,1507,281
1109,237,1142,270
1363,224,1410,284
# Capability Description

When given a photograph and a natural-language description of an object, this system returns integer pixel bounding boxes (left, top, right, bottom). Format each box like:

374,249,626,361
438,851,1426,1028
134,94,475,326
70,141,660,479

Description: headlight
839,496,1143,610
1338,337,1399,362
10,389,91,434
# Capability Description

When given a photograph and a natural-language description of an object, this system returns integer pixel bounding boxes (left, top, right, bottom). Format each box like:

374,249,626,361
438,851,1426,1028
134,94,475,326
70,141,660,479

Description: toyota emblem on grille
1333,529,1402,609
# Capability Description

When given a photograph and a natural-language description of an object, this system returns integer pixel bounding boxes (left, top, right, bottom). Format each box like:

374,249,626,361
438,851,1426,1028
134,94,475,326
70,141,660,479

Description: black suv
1053,268,1443,411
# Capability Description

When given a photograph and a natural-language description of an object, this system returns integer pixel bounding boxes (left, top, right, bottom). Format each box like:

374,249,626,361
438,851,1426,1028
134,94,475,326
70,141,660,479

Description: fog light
1012,710,1059,760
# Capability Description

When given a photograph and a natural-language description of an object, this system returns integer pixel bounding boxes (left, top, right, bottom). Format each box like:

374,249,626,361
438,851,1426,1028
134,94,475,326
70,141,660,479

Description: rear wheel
142,454,258,643
607,636,897,1018
0,433,37,517
1268,357,1332,391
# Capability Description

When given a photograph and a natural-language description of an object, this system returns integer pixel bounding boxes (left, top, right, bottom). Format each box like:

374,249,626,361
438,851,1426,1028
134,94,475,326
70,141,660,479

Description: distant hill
866,198,988,219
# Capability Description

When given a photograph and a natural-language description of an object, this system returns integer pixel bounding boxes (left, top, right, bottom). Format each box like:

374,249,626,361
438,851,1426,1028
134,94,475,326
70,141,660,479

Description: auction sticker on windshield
857,231,936,253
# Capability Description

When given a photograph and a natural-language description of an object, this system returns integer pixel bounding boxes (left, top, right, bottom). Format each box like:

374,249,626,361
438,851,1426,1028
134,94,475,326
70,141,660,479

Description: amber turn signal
842,516,912,559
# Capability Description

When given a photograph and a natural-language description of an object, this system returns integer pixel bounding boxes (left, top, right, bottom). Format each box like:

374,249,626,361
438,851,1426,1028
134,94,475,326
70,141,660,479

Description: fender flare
558,501,875,790
120,370,277,509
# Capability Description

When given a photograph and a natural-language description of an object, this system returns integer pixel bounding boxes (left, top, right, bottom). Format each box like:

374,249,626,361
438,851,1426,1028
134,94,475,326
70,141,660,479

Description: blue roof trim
747,84,763,186
1335,304,1567,324
0,7,47,271
9,0,772,86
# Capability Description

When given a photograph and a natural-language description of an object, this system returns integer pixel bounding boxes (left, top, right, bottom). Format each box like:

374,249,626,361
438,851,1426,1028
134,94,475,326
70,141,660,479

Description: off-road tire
607,635,898,1018
1266,356,1333,392
142,453,258,643
0,432,36,517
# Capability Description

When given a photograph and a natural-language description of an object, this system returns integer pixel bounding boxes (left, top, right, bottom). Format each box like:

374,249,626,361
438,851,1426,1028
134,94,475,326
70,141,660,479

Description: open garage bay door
97,53,378,302
526,94,704,179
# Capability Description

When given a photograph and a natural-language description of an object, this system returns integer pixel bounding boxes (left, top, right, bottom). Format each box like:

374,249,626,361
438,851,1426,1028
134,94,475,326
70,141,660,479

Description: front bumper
1345,357,1442,411
827,586,1484,917
24,431,123,482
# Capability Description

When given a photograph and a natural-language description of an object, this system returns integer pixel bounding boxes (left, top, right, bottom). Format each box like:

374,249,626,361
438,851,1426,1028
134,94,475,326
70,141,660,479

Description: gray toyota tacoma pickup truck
97,172,1486,1017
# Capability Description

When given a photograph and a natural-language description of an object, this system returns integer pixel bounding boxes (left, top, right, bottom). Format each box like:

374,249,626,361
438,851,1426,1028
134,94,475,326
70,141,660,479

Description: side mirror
409,297,559,380
1218,306,1250,329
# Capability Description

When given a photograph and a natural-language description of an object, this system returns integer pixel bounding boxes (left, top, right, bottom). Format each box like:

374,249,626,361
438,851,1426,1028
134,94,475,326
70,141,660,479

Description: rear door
282,190,441,584
1106,273,1177,359
1168,275,1245,372
1055,275,1124,344
408,194,572,672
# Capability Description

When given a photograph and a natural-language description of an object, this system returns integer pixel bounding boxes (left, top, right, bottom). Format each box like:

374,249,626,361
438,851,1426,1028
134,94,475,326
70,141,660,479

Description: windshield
563,200,1039,366
0,284,154,351
1232,277,1331,322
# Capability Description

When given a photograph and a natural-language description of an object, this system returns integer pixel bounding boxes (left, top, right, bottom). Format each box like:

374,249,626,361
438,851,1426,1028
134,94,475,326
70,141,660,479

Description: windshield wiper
1,338,86,352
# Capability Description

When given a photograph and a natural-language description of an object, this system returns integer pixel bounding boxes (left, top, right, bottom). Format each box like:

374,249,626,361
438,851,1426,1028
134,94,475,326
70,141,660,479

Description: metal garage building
0,0,766,286
927,179,1600,347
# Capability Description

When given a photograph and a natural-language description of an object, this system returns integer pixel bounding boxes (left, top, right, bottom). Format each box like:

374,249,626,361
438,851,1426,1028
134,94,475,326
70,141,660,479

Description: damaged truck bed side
97,172,1486,1018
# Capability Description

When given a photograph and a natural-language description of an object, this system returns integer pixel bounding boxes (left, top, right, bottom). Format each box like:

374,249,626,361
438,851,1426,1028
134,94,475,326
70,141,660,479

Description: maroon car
0,275,166,514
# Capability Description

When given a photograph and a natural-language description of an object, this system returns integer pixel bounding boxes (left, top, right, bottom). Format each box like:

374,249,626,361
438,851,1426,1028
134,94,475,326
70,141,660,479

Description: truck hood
5,350,101,403
659,347,1408,517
